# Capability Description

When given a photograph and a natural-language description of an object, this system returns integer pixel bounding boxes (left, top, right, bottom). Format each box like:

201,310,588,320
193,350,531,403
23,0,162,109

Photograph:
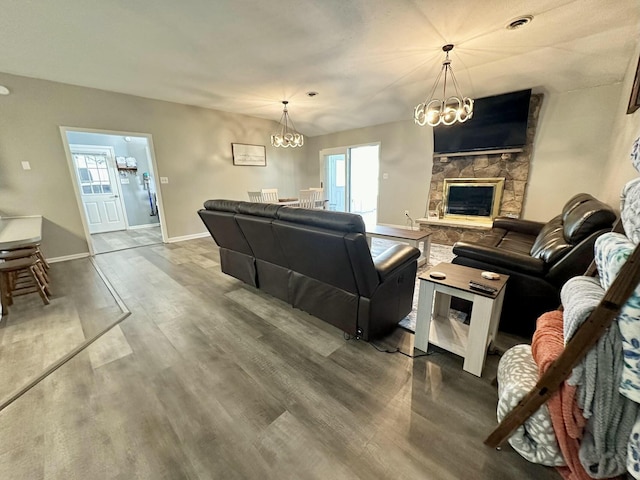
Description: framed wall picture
627,55,640,114
231,143,266,166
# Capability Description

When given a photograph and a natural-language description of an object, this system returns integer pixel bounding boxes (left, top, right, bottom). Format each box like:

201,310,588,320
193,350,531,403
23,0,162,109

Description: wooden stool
1,242,49,270
0,248,50,294
0,256,50,317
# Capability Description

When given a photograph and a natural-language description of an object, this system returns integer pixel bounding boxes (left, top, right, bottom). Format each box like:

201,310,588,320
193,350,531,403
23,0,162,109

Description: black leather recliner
451,193,616,338
198,200,420,340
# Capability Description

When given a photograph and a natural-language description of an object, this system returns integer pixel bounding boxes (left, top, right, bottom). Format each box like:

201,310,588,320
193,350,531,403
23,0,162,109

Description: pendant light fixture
414,44,474,127
271,100,304,148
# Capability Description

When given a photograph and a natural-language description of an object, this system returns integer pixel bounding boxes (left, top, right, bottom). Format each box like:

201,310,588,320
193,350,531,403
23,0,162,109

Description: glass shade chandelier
271,100,304,148
414,44,474,127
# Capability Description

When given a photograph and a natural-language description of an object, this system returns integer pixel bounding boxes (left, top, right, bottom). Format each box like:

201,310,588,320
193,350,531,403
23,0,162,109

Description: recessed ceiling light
506,15,533,30
0,85,10,95
306,91,319,97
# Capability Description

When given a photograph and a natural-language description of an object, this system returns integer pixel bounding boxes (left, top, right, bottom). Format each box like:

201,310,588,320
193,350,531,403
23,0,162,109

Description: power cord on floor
343,332,434,358
369,341,434,358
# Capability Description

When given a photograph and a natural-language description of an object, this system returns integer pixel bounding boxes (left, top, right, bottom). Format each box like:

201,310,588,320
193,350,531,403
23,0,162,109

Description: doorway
319,144,380,226
61,128,166,255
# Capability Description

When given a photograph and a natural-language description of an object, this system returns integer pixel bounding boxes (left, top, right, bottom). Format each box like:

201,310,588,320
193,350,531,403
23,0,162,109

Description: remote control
469,281,498,294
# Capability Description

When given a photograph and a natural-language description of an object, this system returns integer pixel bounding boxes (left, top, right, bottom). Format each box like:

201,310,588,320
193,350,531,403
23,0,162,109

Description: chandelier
271,100,304,148
414,44,474,127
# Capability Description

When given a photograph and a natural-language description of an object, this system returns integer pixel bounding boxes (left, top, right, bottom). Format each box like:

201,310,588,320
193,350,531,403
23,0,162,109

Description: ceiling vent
506,15,533,30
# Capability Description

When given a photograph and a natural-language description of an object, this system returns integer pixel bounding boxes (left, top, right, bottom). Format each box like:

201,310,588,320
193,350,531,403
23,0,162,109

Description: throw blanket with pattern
561,275,638,479
497,344,565,466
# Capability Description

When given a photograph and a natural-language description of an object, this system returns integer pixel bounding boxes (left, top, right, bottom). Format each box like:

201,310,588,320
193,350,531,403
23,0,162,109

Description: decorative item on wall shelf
414,44,474,127
116,156,137,172
271,100,304,148
627,55,640,114
232,143,267,166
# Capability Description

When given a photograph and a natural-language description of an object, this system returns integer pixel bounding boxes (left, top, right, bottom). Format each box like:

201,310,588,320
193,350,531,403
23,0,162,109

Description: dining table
0,215,43,250
276,198,300,206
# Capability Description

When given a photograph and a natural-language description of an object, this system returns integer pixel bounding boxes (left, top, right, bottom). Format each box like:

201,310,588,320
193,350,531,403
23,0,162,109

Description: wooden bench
366,225,431,266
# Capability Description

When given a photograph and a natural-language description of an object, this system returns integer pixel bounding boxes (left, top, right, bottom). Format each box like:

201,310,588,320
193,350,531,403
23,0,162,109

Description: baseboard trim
167,232,210,243
48,252,91,263
127,223,160,230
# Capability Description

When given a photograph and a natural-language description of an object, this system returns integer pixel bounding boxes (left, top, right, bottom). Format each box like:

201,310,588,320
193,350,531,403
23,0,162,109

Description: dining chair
261,188,279,203
247,191,264,202
308,187,324,209
298,189,316,209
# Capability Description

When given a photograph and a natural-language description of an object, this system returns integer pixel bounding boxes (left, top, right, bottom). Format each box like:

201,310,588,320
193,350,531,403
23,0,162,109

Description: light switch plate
21,161,31,170
160,177,169,184
382,172,389,180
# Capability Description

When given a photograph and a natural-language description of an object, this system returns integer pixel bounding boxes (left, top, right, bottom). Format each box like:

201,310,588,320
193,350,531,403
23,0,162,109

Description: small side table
414,262,509,377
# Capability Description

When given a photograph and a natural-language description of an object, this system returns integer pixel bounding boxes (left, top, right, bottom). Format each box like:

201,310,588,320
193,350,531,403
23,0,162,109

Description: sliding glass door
319,144,379,225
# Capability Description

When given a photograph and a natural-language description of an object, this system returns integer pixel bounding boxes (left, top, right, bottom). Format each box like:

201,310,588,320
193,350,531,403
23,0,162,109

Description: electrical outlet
404,210,409,216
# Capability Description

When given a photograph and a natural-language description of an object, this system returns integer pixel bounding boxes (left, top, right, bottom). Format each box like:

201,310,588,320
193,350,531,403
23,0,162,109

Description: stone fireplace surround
418,93,543,246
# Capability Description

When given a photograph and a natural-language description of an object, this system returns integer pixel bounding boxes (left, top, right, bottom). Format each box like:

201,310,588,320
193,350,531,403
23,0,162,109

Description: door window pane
75,153,113,195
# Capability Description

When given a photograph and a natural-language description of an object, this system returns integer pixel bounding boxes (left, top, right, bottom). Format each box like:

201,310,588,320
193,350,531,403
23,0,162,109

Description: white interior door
72,148,126,234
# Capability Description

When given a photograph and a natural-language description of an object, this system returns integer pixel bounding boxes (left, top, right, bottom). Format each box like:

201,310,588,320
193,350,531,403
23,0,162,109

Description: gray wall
601,43,640,209
525,83,622,219
0,72,302,259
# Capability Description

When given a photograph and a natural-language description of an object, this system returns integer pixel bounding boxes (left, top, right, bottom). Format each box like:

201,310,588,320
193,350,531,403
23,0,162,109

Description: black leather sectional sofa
452,193,616,338
198,200,420,340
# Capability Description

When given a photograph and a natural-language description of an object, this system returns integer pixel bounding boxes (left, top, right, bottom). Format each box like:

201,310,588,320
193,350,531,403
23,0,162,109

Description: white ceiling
0,0,638,136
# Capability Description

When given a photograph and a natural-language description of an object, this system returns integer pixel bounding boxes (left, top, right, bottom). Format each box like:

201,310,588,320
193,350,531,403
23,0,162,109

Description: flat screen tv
433,89,531,156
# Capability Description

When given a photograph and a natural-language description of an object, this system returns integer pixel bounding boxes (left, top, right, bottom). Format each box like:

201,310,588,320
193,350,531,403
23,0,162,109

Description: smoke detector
0,85,10,95
506,15,533,30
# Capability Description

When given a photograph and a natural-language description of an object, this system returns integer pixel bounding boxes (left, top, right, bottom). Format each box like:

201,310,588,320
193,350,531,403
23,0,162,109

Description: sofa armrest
493,217,546,236
373,244,420,282
453,241,546,276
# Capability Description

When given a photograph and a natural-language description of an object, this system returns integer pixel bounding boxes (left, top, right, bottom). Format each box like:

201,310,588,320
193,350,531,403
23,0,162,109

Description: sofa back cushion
530,215,572,264
198,200,253,255
562,199,616,244
273,207,378,295
529,195,616,265
276,206,366,233
561,193,595,221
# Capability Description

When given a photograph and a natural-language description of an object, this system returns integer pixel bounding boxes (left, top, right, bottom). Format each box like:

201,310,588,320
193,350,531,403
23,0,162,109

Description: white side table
414,262,509,377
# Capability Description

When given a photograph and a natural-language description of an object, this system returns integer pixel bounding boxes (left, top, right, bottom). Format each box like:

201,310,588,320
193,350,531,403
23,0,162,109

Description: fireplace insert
442,177,505,221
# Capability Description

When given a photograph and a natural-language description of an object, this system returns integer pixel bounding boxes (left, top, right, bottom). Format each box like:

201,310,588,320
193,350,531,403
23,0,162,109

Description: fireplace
442,177,505,222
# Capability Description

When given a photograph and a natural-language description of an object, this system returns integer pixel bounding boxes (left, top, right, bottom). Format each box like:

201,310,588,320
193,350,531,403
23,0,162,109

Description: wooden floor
91,225,162,254
0,238,560,479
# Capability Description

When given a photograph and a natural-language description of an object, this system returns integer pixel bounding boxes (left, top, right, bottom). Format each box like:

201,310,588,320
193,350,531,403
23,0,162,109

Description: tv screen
433,89,531,155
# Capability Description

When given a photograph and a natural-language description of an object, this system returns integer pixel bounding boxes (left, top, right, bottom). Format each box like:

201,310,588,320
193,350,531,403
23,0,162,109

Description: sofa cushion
237,202,282,218
530,215,572,263
277,206,366,234
498,231,537,255
561,193,595,221
562,199,616,244
204,199,244,212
